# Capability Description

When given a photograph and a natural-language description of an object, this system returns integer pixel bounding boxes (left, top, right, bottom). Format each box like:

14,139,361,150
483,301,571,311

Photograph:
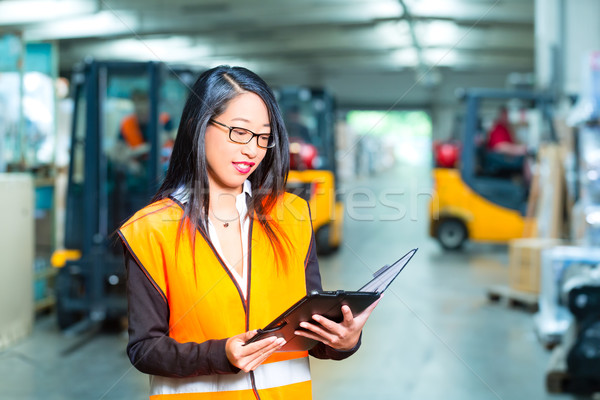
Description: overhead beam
397,0,425,70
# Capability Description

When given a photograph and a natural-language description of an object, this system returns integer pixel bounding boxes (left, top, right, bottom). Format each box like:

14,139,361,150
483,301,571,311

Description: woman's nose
241,138,259,158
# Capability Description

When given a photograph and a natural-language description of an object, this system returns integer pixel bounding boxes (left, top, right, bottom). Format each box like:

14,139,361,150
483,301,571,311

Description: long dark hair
153,65,291,267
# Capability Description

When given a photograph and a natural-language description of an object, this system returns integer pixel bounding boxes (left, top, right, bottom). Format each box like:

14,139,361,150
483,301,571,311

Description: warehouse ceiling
2,0,535,108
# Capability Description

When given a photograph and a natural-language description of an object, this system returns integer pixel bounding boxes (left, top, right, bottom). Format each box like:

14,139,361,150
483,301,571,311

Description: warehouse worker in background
109,89,175,227
484,106,531,181
113,89,175,175
486,106,527,157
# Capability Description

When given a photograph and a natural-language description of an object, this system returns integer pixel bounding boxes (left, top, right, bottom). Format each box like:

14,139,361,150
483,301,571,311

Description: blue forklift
51,60,194,331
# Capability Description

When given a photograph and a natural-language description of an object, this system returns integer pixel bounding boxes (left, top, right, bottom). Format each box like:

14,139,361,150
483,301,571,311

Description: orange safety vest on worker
118,193,314,399
120,112,172,148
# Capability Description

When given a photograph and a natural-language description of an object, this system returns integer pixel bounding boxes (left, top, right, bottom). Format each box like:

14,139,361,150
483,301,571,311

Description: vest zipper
247,217,262,399
245,216,254,328
171,198,262,398
199,214,262,399
250,371,262,400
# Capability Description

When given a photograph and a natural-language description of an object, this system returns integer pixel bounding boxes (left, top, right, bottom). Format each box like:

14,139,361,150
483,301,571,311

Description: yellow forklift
276,87,343,254
429,88,554,250
51,60,193,330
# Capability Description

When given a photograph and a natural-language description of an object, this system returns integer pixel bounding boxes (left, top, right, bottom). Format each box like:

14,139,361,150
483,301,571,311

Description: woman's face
205,92,270,193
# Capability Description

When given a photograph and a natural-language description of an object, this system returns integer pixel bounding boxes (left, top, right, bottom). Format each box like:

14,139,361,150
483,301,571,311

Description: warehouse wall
563,0,600,95
267,69,512,141
536,0,600,96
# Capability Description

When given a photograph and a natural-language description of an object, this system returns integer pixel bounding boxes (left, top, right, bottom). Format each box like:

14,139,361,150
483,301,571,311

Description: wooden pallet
546,342,570,393
34,267,57,314
486,284,539,312
35,294,55,313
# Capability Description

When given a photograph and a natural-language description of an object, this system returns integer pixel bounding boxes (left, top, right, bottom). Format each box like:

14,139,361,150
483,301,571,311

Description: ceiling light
390,48,419,67
423,48,458,67
63,37,212,63
111,37,211,62
417,21,461,47
374,21,412,48
368,0,403,18
0,0,96,25
404,0,469,16
23,10,137,41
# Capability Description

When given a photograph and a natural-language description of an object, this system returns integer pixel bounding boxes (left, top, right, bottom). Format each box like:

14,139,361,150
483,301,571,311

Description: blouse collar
171,180,252,204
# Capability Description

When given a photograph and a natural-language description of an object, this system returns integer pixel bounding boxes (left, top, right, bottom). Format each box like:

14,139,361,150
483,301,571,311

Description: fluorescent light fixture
390,48,419,67
404,0,469,17
374,21,412,48
23,10,137,41
110,37,210,62
0,0,96,25
64,36,213,63
146,38,212,62
416,21,461,47
423,48,458,66
368,0,403,18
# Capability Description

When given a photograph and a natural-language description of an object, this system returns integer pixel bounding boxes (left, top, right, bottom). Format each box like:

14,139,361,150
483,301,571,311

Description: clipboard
245,248,417,351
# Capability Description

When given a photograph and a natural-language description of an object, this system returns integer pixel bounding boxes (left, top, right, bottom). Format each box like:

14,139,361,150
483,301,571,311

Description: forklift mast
275,87,344,254
276,87,338,176
56,60,194,331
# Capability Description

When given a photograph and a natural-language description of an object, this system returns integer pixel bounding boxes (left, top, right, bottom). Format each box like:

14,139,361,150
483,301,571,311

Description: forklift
429,88,554,250
276,87,344,254
51,60,194,331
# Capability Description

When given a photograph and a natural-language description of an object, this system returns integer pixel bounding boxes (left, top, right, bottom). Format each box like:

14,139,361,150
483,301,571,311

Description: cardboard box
509,238,562,294
534,145,565,239
0,174,34,349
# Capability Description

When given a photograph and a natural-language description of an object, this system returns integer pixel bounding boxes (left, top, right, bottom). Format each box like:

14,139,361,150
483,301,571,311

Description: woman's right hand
225,331,285,372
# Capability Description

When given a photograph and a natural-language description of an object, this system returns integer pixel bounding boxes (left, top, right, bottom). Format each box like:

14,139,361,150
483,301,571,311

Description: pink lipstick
232,161,255,174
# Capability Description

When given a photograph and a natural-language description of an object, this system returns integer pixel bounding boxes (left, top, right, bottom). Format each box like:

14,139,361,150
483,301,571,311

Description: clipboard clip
372,264,391,278
260,321,287,334
244,321,288,346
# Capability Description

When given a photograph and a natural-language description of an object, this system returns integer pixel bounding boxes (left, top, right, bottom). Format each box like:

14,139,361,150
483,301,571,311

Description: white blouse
206,180,251,300
172,180,252,299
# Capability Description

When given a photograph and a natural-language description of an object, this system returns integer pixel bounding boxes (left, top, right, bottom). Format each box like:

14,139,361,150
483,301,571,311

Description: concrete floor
0,163,579,400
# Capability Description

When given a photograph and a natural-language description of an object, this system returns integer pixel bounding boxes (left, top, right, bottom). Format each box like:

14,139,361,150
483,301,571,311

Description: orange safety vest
120,113,171,148
118,193,314,400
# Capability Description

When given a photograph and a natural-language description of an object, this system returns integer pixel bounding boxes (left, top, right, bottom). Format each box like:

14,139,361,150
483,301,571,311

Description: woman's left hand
293,297,381,351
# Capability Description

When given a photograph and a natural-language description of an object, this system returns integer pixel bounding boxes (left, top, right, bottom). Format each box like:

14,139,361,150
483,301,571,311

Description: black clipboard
245,248,417,351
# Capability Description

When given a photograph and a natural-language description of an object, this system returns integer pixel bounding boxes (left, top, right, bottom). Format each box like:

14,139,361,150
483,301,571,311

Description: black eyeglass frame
209,119,276,149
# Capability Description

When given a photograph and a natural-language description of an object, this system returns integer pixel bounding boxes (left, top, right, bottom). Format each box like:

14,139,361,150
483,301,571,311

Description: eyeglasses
209,119,275,149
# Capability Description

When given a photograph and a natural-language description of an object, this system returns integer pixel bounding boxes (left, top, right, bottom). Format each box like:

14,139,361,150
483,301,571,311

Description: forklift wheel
315,224,337,255
436,219,467,251
55,267,85,330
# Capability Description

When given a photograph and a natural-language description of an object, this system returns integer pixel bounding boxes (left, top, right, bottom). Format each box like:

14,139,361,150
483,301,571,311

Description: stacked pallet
487,145,566,310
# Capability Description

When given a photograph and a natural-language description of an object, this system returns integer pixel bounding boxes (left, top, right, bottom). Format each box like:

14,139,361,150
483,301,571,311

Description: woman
118,66,378,399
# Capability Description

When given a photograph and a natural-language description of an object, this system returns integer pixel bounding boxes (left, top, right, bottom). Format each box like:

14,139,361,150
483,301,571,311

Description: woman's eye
232,129,251,137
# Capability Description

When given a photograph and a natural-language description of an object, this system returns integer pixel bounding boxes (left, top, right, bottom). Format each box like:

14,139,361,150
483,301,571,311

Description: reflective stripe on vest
119,193,314,399
150,357,311,397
